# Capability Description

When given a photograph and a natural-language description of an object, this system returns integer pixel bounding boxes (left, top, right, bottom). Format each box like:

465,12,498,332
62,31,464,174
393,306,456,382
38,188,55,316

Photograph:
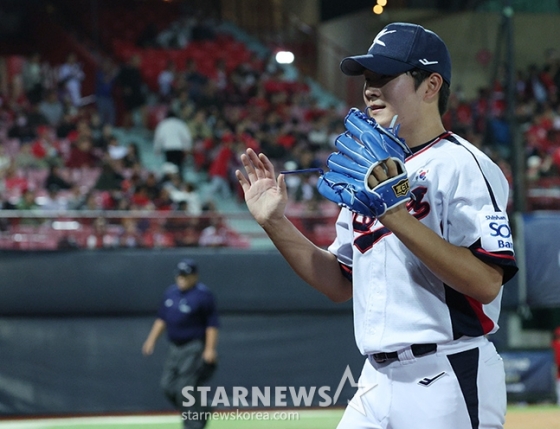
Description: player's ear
423,73,443,102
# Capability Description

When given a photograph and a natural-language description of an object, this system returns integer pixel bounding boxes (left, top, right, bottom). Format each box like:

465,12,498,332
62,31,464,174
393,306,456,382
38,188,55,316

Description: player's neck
403,118,446,149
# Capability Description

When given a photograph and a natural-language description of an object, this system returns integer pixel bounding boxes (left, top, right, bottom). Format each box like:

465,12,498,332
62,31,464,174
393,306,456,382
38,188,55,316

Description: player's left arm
380,202,503,304
203,294,219,363
203,327,218,363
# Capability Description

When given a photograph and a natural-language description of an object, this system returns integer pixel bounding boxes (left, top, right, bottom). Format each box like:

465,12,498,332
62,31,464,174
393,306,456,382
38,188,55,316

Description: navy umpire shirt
157,282,219,345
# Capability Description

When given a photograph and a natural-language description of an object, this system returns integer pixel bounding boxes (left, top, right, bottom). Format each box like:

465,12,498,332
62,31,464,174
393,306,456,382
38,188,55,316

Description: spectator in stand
164,177,203,216
186,109,212,142
129,184,155,210
198,215,231,247
170,216,201,247
75,191,101,211
196,80,224,111
58,53,85,108
183,182,203,216
22,53,45,105
116,54,147,128
88,112,104,145
183,59,208,104
65,135,99,169
306,115,330,153
154,111,193,180
158,60,178,102
95,57,118,126
45,164,72,191
86,217,120,249
38,89,65,127
141,171,161,201
30,125,63,167
162,171,188,200
486,109,511,159
153,187,175,211
106,135,128,162
169,89,195,121
122,142,142,169
16,188,37,210
15,143,49,170
94,160,124,192
0,146,11,174
3,163,29,195
120,218,144,248
92,123,114,151
293,173,322,206
444,92,473,137
213,59,228,92
525,64,548,106
56,111,78,139
16,189,41,225
26,103,50,131
155,15,195,48
206,134,234,200
8,113,37,143
40,184,68,211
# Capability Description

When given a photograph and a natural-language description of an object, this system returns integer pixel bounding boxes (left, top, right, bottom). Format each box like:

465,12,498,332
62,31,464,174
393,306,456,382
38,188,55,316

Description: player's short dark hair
408,69,450,117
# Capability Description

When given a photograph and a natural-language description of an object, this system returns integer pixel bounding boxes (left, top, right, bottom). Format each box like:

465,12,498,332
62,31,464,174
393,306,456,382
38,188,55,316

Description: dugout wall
0,249,363,415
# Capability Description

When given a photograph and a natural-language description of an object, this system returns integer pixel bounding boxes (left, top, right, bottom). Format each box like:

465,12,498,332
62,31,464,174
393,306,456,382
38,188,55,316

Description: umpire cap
176,258,198,276
340,22,452,85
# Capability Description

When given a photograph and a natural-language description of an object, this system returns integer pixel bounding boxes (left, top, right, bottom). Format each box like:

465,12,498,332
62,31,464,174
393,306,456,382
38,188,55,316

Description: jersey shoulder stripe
444,133,501,212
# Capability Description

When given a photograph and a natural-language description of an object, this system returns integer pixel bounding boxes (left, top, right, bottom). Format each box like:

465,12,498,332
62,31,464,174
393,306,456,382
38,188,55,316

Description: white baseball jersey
328,132,518,356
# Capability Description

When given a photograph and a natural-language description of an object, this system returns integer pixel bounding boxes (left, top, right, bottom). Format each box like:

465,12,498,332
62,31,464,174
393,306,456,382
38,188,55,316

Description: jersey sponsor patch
478,212,514,253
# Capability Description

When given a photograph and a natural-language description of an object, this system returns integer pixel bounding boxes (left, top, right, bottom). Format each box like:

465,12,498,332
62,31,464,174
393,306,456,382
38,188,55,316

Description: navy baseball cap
176,258,197,276
340,22,452,85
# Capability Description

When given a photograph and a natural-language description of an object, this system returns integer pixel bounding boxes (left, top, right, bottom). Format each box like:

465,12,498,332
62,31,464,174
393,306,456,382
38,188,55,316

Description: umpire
142,258,219,429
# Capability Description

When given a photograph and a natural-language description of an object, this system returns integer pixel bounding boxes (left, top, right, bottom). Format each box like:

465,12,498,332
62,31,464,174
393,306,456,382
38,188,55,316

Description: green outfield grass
0,410,345,429
1,406,559,429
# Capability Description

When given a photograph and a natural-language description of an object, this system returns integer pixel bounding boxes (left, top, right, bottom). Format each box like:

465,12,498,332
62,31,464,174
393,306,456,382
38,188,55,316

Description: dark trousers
165,150,186,180
161,340,212,429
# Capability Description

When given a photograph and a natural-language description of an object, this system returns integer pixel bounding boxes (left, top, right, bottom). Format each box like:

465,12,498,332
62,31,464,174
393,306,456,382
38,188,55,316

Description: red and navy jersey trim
445,284,494,338
445,242,518,339
406,131,452,161
469,239,518,284
339,263,353,281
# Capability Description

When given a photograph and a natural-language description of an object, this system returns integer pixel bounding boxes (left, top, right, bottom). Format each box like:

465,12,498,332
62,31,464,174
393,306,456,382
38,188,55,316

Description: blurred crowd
1,9,560,249
444,49,560,191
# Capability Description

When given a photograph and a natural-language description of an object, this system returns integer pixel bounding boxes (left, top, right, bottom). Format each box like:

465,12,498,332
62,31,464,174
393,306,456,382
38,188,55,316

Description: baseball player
236,22,518,428
142,258,219,429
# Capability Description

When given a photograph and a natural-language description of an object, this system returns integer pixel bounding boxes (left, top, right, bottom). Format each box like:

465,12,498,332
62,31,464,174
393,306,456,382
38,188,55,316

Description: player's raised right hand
236,148,288,227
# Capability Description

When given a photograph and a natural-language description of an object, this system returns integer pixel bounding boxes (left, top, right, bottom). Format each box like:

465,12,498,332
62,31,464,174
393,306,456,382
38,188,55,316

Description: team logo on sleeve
479,212,514,252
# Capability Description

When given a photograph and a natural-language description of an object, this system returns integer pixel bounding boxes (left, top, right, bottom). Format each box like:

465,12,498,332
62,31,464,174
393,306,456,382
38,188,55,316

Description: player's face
362,70,422,131
176,274,197,291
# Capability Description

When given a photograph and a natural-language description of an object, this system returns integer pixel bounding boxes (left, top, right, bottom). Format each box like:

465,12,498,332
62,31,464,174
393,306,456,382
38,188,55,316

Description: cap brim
340,55,415,77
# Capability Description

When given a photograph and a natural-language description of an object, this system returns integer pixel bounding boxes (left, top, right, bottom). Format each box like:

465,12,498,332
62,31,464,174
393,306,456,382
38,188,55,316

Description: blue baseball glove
317,108,412,218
